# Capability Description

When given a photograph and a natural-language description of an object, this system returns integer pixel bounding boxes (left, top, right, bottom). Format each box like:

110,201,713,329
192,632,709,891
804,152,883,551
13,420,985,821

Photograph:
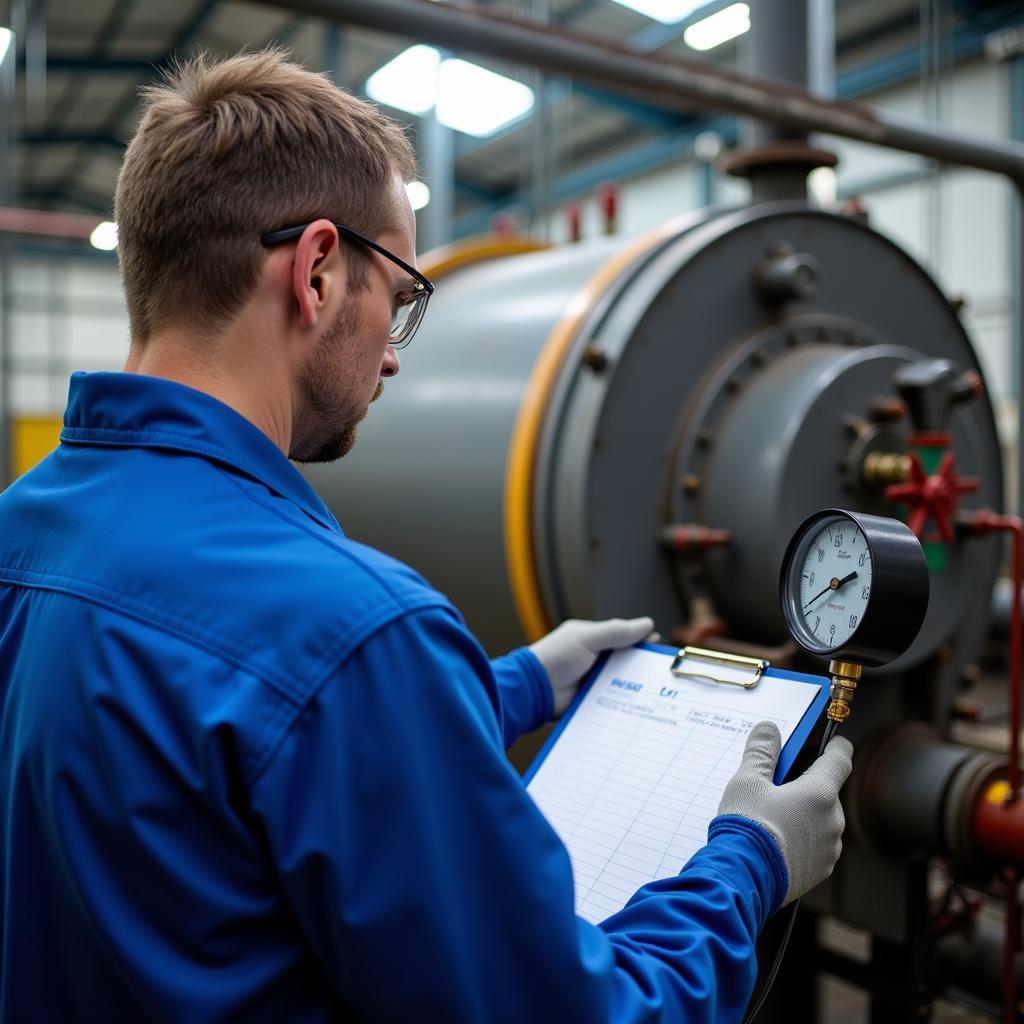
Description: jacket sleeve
248,605,785,1024
490,646,553,747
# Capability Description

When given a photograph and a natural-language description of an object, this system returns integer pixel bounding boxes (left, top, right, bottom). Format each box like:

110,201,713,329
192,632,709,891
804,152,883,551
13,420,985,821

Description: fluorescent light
364,47,535,137
0,28,12,65
684,3,750,50
366,45,440,116
436,59,534,138
608,0,708,23
90,221,118,251
406,180,431,211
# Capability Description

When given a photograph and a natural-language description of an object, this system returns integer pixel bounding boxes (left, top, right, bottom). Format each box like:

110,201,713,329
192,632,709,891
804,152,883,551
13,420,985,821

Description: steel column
0,32,13,487
418,107,454,251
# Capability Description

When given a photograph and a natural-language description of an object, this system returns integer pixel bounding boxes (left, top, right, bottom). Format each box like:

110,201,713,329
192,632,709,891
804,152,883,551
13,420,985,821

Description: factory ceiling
6,0,1024,241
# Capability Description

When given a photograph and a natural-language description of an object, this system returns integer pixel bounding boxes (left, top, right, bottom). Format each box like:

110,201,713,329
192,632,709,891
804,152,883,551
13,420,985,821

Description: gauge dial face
788,514,873,654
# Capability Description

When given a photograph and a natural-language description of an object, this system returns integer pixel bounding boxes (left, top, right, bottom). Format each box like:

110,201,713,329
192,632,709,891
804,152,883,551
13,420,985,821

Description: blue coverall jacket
0,372,787,1022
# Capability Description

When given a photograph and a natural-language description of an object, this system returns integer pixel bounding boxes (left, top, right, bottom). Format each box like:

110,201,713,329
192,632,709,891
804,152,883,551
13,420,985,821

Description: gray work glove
529,617,654,715
716,720,853,906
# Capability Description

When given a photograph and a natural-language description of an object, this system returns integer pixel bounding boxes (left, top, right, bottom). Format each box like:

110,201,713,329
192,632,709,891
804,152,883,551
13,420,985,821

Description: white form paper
526,646,820,924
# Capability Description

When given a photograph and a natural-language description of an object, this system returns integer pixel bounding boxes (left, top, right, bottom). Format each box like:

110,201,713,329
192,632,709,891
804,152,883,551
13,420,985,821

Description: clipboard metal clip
670,646,768,689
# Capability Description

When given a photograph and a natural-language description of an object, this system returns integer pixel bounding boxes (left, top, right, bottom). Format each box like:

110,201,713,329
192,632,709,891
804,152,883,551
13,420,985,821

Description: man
0,51,851,1022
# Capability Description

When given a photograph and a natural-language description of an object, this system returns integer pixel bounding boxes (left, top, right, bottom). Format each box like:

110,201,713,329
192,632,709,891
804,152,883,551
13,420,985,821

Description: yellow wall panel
12,417,63,479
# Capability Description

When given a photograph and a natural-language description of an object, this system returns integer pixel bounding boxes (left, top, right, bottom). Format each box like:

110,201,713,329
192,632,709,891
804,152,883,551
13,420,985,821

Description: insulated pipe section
849,723,1010,867
247,0,1024,185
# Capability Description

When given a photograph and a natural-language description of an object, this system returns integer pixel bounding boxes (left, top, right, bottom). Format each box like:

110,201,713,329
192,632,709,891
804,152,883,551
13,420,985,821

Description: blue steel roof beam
47,6,304,215
22,131,125,149
452,0,1024,238
837,0,1024,97
454,115,738,235
45,55,161,75
452,173,508,202
452,80,687,159
28,0,140,201
49,0,222,206
42,0,140,133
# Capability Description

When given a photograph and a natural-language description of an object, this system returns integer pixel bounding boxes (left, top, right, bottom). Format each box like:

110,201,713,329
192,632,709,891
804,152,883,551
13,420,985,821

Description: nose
381,346,400,378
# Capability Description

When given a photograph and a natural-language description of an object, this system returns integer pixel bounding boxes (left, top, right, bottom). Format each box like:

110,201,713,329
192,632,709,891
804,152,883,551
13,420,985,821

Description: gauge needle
803,571,858,611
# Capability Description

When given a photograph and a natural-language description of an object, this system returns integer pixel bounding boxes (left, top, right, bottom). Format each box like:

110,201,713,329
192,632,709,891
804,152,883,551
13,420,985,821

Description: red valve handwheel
885,450,979,543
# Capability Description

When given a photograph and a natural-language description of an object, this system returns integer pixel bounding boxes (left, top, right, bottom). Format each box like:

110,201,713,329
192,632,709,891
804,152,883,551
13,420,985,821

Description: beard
291,303,384,464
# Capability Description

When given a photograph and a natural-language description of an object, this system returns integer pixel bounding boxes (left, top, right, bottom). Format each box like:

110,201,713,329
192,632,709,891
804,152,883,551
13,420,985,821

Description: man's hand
529,617,654,715
715,721,853,905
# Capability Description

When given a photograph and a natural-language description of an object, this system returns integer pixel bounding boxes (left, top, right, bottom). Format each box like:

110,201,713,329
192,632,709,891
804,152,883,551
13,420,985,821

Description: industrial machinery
284,0,1024,1019
304,201,1023,1020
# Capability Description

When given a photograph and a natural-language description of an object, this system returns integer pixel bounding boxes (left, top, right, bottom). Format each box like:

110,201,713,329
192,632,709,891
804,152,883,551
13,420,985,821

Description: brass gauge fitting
826,660,864,723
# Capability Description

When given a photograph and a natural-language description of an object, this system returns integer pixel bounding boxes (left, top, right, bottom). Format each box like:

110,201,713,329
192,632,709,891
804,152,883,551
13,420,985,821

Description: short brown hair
114,49,417,341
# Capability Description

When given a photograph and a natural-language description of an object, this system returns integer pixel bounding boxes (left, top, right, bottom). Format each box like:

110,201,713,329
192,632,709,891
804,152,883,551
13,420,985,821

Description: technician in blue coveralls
0,51,853,1023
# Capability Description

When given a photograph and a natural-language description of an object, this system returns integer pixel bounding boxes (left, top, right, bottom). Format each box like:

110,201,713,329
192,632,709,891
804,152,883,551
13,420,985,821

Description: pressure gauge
780,509,929,668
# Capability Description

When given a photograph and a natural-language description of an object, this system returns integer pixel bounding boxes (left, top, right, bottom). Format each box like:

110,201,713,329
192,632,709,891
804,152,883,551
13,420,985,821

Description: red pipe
0,206,102,239
595,182,618,236
961,510,1023,1023
976,783,1024,862
566,203,582,243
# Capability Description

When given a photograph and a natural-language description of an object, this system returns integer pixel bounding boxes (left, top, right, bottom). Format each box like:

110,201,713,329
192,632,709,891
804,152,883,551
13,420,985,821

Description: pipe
245,0,1024,186
954,512,1019,1024
742,0,809,151
0,206,100,239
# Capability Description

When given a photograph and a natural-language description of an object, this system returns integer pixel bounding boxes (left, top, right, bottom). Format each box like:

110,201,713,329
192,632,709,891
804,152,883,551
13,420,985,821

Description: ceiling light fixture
366,45,441,116
683,2,750,50
406,180,431,211
365,47,534,138
435,59,534,137
89,221,118,251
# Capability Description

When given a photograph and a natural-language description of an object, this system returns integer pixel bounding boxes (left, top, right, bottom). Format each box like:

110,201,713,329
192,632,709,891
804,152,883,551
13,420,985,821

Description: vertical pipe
323,23,344,83
417,106,453,252
807,0,834,99
24,0,43,123
0,29,13,487
739,0,814,201
529,0,551,238
1010,57,1024,519
742,0,809,150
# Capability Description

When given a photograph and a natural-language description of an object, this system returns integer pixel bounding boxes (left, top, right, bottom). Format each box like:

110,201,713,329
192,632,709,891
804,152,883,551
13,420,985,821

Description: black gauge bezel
779,509,930,667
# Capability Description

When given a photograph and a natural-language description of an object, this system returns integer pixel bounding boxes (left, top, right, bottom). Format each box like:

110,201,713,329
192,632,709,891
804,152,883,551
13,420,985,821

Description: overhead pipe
246,0,1024,185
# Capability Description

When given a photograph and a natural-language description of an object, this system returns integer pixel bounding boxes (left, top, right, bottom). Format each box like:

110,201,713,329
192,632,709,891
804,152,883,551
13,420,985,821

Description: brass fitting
862,451,911,490
826,659,864,723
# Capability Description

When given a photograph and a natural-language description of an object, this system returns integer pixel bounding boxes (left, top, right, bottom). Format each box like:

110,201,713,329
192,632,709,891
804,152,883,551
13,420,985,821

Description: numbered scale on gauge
798,522,873,651
780,509,929,728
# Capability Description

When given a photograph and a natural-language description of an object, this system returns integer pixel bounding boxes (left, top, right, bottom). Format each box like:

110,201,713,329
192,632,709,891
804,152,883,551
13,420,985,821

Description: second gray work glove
529,617,655,715
716,720,853,906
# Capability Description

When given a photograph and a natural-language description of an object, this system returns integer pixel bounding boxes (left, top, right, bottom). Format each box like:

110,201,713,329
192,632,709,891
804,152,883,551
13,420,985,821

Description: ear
291,219,343,329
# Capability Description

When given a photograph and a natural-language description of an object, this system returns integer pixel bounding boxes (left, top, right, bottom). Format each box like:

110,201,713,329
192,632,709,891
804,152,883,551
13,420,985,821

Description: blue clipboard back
523,642,830,787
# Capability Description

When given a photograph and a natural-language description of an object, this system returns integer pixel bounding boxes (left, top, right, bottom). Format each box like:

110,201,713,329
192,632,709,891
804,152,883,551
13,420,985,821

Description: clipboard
524,642,829,924
524,642,829,787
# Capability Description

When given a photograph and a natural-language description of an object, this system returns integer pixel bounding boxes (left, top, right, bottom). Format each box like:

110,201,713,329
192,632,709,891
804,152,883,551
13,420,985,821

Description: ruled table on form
525,646,821,924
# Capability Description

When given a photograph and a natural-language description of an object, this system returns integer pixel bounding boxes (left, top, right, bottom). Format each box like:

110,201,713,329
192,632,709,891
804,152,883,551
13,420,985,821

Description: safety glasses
261,222,434,349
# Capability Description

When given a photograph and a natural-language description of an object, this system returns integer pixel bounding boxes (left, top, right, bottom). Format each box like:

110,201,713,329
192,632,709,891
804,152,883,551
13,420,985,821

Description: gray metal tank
305,200,1011,967
304,201,1002,695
